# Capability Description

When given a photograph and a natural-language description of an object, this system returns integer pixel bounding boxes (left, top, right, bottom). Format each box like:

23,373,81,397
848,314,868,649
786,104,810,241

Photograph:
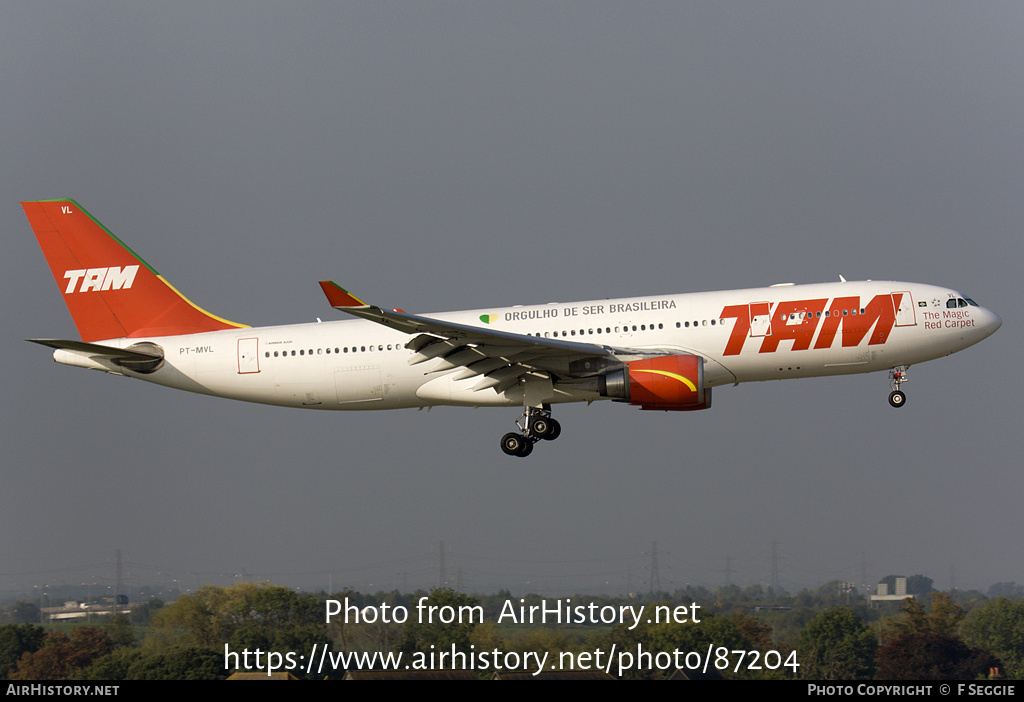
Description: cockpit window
946,299,958,308
965,298,978,306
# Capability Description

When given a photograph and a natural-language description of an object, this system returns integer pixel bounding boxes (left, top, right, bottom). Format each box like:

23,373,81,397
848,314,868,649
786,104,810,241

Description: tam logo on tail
63,265,140,294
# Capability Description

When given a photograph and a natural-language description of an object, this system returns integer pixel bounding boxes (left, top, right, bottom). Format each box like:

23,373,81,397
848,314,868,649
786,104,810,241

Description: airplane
22,199,1002,457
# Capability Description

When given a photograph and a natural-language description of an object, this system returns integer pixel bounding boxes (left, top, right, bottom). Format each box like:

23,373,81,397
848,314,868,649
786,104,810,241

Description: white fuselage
65,280,1001,412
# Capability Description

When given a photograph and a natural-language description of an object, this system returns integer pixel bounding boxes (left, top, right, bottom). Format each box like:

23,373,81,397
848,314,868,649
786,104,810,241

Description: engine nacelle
601,354,711,411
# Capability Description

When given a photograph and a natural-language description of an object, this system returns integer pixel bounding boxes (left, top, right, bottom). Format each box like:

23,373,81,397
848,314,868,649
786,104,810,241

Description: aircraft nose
990,309,1002,332
981,307,1002,338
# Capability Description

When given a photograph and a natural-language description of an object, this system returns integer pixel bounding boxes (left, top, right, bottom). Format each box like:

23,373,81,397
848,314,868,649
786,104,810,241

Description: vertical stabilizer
22,199,247,341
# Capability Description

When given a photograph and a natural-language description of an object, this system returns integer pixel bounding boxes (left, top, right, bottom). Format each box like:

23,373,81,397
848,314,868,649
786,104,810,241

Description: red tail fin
22,200,247,341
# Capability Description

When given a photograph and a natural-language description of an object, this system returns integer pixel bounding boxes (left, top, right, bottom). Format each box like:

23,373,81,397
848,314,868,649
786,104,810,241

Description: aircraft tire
888,390,907,408
530,417,552,439
501,432,530,457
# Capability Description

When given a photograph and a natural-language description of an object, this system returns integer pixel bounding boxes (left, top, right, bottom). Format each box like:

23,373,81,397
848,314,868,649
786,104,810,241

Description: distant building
870,576,917,604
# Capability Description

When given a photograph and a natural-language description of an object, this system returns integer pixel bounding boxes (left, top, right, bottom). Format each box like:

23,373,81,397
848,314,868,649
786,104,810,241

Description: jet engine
599,354,710,411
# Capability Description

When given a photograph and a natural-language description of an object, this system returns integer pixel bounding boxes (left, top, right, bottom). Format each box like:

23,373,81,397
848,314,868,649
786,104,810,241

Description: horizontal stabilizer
28,338,165,374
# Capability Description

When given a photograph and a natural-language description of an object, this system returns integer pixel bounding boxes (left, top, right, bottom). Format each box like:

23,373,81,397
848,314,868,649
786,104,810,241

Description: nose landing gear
888,366,909,408
500,406,562,457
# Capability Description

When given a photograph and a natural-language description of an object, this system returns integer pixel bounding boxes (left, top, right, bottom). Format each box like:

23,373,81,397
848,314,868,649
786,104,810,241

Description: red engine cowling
600,354,710,411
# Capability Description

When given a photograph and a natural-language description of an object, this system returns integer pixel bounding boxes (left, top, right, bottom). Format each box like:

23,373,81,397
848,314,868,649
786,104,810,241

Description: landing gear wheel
501,432,533,457
530,416,561,441
888,390,906,408
529,416,550,438
501,432,524,456
524,405,561,442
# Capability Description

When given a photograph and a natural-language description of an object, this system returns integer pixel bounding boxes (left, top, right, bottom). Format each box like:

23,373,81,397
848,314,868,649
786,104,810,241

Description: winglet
319,281,369,309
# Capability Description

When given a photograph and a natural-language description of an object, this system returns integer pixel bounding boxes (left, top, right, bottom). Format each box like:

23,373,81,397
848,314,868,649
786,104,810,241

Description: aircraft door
892,291,917,327
237,337,261,374
749,301,772,337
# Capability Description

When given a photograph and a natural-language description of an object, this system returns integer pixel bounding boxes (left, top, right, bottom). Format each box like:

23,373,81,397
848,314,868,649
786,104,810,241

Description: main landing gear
500,406,561,457
888,366,909,408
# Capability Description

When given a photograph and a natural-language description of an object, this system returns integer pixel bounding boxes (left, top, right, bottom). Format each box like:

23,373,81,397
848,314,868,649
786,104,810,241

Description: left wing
319,281,649,393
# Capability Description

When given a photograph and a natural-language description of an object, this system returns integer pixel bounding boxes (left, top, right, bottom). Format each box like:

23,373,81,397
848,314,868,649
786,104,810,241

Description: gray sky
2,2,1021,599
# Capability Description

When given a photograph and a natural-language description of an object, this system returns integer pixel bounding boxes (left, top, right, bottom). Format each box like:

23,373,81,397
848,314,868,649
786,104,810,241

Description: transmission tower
649,541,662,594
